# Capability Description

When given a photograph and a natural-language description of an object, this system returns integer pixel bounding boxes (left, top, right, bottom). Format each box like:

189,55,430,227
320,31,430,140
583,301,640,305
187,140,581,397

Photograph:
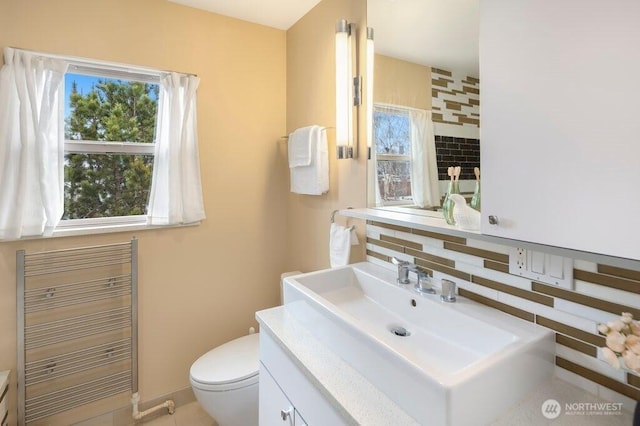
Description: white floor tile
173,401,216,426
72,413,114,426
141,413,176,426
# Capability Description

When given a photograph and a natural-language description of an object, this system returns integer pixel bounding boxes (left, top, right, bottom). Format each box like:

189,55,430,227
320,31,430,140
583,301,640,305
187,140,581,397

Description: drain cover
390,326,410,337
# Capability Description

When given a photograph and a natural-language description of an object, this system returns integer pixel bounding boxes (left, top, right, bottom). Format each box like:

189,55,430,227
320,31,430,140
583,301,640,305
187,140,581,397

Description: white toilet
189,271,300,426
189,333,260,426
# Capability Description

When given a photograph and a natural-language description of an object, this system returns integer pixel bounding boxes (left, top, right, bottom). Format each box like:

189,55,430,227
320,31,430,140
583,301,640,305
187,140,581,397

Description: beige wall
374,54,431,110
285,0,367,273
0,0,287,423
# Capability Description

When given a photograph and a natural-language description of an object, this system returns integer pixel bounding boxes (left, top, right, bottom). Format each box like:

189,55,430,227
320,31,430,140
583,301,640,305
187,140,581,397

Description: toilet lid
190,333,260,385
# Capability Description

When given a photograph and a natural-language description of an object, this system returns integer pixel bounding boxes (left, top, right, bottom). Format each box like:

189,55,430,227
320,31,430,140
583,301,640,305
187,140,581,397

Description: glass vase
442,180,459,225
470,180,481,211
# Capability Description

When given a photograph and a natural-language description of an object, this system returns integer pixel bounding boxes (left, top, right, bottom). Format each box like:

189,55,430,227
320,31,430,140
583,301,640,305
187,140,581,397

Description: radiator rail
24,274,132,313
17,238,138,425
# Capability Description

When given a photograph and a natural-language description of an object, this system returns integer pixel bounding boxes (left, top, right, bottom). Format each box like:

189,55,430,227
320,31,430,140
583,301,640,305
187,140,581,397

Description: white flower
597,323,610,335
623,350,640,373
606,331,627,353
607,320,626,332
621,312,634,324
602,347,621,369
627,335,640,355
630,321,640,336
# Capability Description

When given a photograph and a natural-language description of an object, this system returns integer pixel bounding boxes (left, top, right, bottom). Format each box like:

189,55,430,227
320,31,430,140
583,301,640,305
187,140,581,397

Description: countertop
256,305,635,426
257,305,418,426
491,378,634,425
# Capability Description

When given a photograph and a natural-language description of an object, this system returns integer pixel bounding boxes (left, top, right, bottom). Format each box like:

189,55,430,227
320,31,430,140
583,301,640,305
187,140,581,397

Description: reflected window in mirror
373,105,412,206
372,103,440,210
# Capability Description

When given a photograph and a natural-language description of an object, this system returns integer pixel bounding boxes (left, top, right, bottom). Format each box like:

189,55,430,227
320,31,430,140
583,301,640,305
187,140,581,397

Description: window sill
54,221,199,238
1,219,199,243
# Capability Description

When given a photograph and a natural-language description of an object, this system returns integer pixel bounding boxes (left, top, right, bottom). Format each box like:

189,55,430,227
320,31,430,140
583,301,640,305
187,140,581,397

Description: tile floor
141,401,215,426
74,401,216,426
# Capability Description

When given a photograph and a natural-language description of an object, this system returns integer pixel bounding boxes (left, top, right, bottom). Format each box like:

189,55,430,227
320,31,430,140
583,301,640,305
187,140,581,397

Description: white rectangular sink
283,262,554,426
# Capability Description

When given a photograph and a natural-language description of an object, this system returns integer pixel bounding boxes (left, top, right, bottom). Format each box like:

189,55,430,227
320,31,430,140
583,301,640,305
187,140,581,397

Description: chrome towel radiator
17,238,138,424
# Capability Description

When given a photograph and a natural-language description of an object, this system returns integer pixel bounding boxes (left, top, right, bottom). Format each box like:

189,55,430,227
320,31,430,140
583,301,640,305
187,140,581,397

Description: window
373,106,413,205
0,48,204,240
61,66,160,227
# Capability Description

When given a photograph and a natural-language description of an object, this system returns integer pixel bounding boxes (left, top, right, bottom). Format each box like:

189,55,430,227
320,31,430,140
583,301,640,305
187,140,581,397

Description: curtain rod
374,102,428,113
7,47,198,78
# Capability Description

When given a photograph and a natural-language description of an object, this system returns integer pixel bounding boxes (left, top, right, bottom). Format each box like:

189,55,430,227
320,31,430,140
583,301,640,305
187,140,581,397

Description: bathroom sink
283,262,554,426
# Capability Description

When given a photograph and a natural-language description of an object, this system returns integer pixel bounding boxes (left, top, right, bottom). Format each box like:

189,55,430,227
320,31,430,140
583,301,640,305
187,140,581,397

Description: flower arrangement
597,312,640,373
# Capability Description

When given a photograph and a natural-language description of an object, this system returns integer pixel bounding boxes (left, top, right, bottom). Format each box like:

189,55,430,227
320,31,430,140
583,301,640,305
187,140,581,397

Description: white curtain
409,109,440,208
370,141,383,206
148,72,206,225
0,48,68,239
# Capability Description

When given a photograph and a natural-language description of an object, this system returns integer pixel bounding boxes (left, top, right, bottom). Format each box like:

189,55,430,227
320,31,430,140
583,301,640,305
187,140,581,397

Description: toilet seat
190,333,259,392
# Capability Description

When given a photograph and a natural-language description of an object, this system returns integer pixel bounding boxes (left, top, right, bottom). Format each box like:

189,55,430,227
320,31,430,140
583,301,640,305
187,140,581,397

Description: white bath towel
288,126,313,167
289,125,329,195
330,223,359,268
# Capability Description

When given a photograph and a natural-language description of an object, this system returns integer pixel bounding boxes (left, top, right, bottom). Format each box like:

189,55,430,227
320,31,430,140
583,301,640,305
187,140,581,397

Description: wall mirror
366,0,479,218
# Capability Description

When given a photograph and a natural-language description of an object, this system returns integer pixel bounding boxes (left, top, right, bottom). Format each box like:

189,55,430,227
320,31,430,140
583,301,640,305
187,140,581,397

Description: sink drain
390,326,410,337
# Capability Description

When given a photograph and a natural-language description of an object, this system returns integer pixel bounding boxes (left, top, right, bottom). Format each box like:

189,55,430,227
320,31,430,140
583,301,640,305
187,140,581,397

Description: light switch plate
508,247,574,289
531,251,545,274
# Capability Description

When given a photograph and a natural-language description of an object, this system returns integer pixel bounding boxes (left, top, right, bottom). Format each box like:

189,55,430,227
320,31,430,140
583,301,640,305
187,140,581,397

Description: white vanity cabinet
259,363,306,426
259,331,346,426
480,0,640,260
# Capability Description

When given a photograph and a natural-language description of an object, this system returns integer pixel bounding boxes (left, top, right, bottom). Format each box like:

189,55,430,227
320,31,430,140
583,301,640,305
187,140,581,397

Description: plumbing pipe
131,392,175,421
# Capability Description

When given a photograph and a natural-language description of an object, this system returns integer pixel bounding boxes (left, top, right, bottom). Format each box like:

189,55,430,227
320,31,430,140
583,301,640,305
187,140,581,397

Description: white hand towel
288,126,313,168
330,223,354,268
290,125,329,195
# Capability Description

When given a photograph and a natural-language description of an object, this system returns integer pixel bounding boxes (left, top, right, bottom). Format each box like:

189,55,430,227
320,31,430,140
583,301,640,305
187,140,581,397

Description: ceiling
168,0,322,30
169,0,479,77
368,0,479,77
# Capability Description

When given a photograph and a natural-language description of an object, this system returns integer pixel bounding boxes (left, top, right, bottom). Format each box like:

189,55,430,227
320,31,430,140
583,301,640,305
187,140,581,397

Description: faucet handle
391,256,410,266
391,257,412,284
415,271,436,294
440,279,457,303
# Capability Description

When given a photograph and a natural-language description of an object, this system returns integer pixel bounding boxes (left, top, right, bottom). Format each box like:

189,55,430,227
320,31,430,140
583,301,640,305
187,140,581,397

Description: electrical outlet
515,248,527,271
509,247,573,289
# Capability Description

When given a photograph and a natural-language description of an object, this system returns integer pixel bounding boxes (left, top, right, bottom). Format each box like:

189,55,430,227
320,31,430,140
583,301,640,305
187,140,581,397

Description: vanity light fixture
335,19,360,159
366,27,374,160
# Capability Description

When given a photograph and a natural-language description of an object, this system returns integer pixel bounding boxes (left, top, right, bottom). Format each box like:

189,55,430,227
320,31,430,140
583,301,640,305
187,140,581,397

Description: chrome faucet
415,271,436,294
391,257,413,284
391,257,436,294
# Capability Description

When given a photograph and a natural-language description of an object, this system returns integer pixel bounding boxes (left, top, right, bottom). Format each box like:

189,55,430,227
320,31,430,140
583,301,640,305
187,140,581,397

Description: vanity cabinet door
479,0,640,260
259,362,295,426
295,412,308,426
259,332,347,425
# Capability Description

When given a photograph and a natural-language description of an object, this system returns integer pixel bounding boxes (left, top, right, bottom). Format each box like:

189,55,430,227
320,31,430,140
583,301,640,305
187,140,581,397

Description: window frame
373,104,414,205
58,62,161,235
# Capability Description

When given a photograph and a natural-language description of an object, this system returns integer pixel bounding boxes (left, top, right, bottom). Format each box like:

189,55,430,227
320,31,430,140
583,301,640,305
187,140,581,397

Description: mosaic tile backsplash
434,135,480,181
431,67,479,129
365,220,640,410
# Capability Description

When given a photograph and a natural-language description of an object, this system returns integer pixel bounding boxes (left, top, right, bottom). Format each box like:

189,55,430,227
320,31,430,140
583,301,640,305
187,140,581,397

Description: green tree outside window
64,75,158,219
